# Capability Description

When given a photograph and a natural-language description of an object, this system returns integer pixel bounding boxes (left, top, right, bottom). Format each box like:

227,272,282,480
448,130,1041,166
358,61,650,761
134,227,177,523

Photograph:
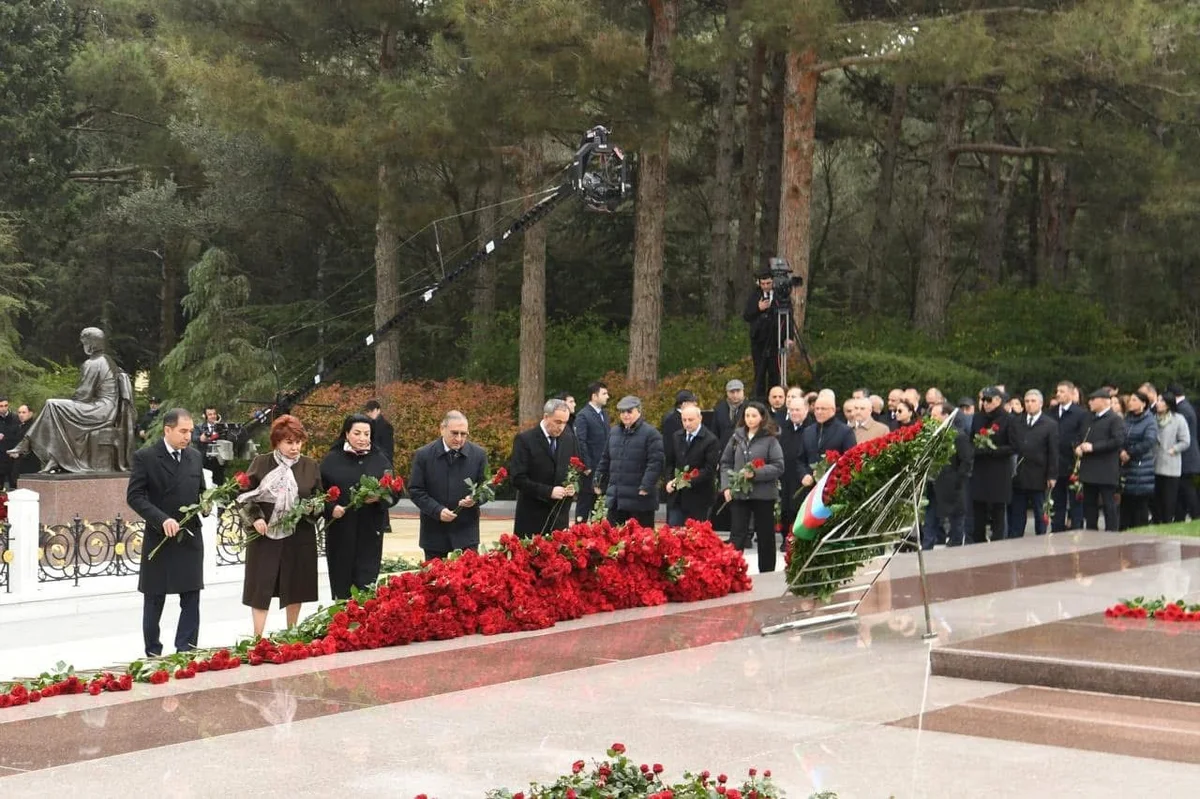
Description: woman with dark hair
1120,391,1158,530
894,399,918,428
719,400,785,572
319,413,394,599
1154,391,1191,525
237,415,322,637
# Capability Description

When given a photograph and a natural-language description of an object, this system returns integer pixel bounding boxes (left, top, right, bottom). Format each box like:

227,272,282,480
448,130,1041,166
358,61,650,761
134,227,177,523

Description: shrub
814,348,991,401
300,380,519,477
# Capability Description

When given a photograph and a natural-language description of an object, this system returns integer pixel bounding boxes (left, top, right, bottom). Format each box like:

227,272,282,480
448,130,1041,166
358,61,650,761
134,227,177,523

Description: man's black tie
550,437,557,455
686,433,694,446
172,451,181,464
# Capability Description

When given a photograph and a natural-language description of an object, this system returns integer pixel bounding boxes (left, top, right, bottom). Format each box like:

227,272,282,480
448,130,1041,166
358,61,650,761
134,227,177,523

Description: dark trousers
666,506,687,527
1156,475,1180,526
1120,493,1152,531
751,345,781,401
143,590,200,657
574,474,598,523
923,503,966,549
0,465,16,490
608,507,656,528
326,524,384,600
1175,475,1200,522
422,545,477,563
1050,479,1084,532
971,501,1007,543
1082,484,1118,531
1007,489,1046,538
729,499,777,573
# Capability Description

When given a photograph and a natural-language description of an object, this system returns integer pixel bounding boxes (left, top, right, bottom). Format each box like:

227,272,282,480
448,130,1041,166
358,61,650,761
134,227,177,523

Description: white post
201,509,218,578
7,488,40,598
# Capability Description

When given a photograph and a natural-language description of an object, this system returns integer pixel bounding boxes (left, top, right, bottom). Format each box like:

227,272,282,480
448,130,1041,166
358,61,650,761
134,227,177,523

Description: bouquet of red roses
671,466,702,491
972,423,1000,450
717,458,765,515
465,466,507,505
260,486,342,543
347,473,403,510
149,471,251,560
566,456,587,494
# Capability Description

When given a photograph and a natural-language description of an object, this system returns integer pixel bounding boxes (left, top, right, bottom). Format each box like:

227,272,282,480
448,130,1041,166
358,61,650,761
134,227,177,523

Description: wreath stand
761,416,956,640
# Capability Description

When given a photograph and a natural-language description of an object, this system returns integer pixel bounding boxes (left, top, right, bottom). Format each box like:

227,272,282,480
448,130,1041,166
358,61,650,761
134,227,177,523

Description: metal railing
38,515,144,586
1,521,10,593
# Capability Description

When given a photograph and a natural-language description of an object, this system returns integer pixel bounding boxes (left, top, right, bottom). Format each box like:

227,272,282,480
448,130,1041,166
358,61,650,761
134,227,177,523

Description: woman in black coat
319,414,394,599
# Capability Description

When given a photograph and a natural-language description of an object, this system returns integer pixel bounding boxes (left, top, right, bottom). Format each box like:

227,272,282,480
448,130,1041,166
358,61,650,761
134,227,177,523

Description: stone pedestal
17,472,132,528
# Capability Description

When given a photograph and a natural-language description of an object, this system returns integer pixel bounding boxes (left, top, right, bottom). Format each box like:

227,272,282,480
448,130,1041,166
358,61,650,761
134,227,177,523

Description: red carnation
989,423,999,433
491,466,509,485
570,456,587,471
825,450,840,464
234,471,251,490
28,690,41,703
380,474,394,490
751,458,765,469
118,674,132,691
326,486,341,502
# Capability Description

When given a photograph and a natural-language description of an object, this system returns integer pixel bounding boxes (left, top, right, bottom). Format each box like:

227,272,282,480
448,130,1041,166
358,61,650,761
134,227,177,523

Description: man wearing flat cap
743,270,791,400
594,396,664,528
1076,388,1125,531
713,379,746,450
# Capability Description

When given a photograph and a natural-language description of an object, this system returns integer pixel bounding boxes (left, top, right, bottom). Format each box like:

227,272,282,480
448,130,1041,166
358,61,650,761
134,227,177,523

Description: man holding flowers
409,410,490,561
663,403,720,526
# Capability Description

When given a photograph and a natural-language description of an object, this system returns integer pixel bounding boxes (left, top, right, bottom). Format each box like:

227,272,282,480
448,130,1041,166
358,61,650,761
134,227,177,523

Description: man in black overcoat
798,390,856,487
659,390,696,447
408,410,488,561
663,404,719,526
923,404,973,549
1168,384,1200,521
573,382,610,523
509,398,577,537
970,387,1014,543
1050,381,1086,531
127,409,205,657
712,380,747,450
1077,389,1126,531
0,398,20,489
1009,389,1059,537
365,399,396,467
742,270,790,400
777,400,810,545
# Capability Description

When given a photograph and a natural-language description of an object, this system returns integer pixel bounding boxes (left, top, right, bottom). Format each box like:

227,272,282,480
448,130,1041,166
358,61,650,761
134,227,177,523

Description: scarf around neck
237,450,301,538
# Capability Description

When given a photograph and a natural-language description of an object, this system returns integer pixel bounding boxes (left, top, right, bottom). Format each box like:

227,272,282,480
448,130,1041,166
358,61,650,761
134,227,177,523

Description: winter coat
596,418,665,513
1120,411,1158,496
970,408,1015,504
1154,411,1192,478
719,429,785,501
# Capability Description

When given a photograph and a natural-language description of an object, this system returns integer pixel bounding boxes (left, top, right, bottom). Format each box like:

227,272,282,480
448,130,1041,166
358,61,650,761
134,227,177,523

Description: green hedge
814,349,991,401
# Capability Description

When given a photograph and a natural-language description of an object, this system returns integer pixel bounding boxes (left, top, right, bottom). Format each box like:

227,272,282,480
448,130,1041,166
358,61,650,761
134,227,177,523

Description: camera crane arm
239,126,630,437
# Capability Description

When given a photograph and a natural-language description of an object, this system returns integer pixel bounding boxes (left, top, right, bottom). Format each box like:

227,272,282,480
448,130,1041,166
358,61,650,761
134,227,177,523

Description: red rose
718,774,728,784
611,742,626,753
572,759,586,774
28,690,41,703
751,459,765,469
0,695,10,708
763,770,771,778
88,683,103,696
391,475,405,492
570,456,587,471
653,763,663,773
235,471,251,489
326,486,341,502
119,674,132,691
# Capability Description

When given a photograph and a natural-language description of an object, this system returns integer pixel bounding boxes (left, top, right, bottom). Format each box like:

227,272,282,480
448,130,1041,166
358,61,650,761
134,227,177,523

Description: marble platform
16,472,132,528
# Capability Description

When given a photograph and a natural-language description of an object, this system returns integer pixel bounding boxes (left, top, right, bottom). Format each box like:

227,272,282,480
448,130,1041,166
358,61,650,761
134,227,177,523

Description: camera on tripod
205,422,244,464
768,257,804,309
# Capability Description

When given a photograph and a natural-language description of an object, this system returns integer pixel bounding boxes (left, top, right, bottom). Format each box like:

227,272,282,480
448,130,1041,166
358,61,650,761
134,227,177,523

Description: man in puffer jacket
1120,390,1158,530
595,396,665,528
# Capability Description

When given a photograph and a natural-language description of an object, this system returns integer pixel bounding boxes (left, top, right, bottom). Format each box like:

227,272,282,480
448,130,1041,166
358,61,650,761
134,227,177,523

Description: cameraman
193,406,227,484
743,268,792,400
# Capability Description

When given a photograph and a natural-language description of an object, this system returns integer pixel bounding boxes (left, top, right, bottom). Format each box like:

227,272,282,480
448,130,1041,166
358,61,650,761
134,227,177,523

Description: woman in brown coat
238,415,322,637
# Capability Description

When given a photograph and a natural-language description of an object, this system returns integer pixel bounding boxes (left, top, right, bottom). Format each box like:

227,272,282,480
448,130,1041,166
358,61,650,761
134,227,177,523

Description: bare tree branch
809,51,903,74
950,143,1058,156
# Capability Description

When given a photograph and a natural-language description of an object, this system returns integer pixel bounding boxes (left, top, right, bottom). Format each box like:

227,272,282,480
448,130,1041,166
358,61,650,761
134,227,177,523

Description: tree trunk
978,133,1024,289
757,51,785,272
470,159,502,360
1026,155,1040,282
627,0,678,386
865,80,907,312
705,0,741,332
913,82,966,338
733,39,767,296
373,23,402,388
1039,160,1070,286
158,246,177,361
517,139,547,424
776,48,819,332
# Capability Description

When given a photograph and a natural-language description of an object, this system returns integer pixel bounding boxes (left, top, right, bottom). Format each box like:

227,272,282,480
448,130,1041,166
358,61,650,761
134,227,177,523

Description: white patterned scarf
237,450,300,535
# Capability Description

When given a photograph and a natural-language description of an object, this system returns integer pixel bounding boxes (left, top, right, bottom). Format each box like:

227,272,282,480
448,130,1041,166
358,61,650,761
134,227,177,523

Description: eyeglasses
446,430,470,438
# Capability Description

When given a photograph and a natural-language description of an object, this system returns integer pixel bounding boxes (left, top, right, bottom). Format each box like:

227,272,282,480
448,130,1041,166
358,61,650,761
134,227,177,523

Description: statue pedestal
17,472,132,529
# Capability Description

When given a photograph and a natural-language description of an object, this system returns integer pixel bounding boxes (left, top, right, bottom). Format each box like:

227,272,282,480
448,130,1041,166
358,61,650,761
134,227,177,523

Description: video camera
767,257,804,310
204,422,245,464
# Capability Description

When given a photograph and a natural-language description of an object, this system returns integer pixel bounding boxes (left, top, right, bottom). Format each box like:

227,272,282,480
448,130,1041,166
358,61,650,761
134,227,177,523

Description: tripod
775,308,814,389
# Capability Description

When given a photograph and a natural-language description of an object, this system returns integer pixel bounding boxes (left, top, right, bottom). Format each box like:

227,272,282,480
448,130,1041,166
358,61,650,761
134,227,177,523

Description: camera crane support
233,126,631,444
767,257,814,389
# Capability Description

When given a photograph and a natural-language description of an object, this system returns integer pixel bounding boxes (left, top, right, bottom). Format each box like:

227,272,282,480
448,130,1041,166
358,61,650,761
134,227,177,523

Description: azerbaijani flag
793,466,835,540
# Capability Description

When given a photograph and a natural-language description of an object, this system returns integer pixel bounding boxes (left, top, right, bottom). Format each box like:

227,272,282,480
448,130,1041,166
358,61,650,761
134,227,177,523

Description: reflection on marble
891,685,1200,765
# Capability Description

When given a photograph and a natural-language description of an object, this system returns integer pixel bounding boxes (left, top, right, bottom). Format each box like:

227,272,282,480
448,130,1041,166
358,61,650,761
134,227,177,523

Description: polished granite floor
2,531,1200,797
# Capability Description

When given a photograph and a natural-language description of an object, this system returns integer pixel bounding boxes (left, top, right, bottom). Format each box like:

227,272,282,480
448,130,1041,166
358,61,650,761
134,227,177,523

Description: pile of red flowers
0,672,133,707
1,520,749,711
820,420,927,504
1105,596,1200,622
464,743,781,799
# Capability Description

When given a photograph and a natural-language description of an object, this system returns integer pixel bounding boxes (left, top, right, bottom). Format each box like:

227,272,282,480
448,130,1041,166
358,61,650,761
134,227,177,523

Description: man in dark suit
127,409,205,657
573,381,610,522
1077,389,1125,531
365,399,395,467
663,404,720,526
0,398,19,489
408,410,488,561
798,390,856,488
1009,389,1059,537
743,270,791,399
1168,384,1200,521
11,404,39,479
924,404,973,548
1050,381,1086,531
713,379,747,450
659,390,696,447
510,398,577,537
777,399,810,548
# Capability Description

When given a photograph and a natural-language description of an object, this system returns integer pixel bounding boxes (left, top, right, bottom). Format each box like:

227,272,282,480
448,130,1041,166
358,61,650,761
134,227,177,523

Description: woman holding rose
719,400,785,573
237,415,323,637
320,413,395,599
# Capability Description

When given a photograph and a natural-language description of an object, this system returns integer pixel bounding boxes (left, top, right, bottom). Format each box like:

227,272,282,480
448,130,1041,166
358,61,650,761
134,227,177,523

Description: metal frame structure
762,415,957,638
